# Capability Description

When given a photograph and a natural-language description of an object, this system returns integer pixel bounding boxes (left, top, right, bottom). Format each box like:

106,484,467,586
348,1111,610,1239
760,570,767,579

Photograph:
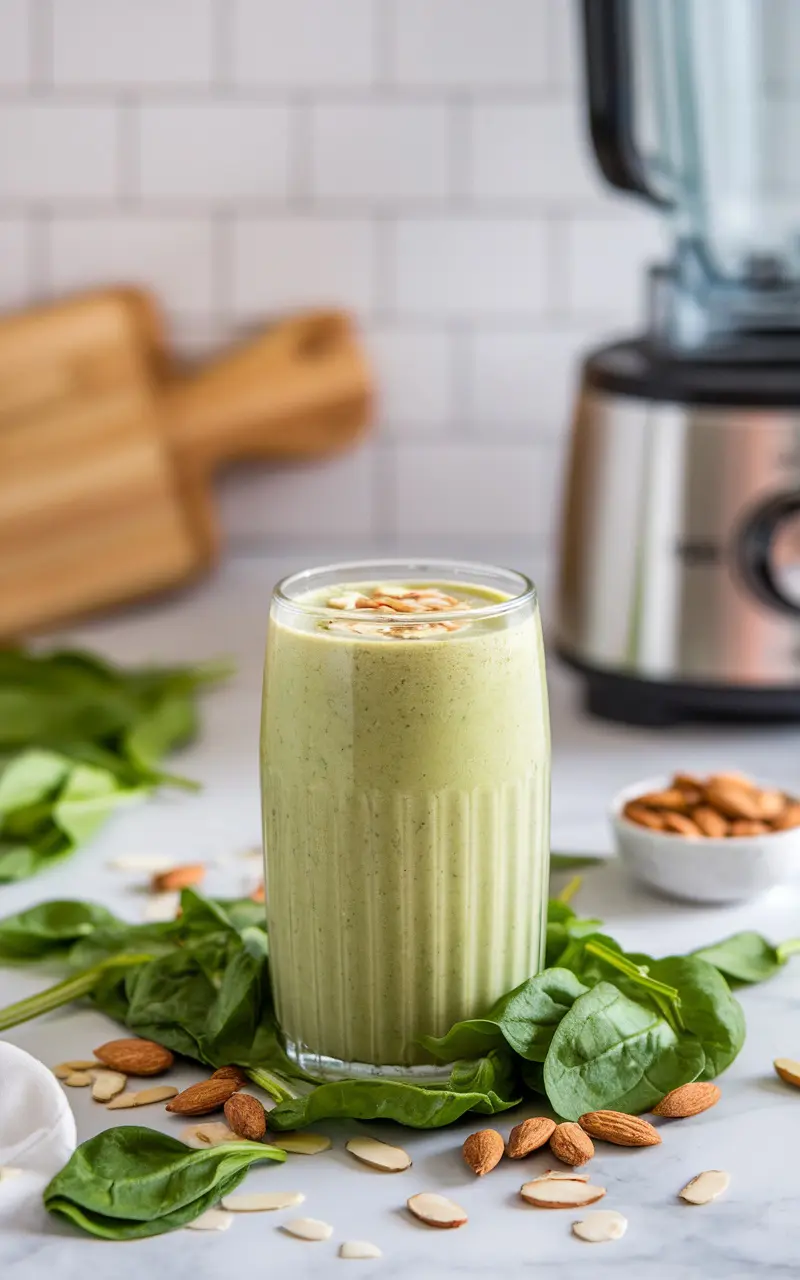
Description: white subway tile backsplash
466,326,605,435
138,105,291,201
0,0,29,85
310,103,448,201
49,217,215,318
392,442,560,539
565,214,665,319
231,217,376,318
468,101,607,203
217,444,376,540
232,0,377,87
52,0,215,86
0,219,29,306
0,106,117,200
365,327,453,433
391,0,548,87
392,218,548,318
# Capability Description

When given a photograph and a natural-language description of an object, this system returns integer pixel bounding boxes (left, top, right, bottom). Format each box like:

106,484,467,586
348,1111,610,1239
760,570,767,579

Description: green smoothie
261,568,550,1073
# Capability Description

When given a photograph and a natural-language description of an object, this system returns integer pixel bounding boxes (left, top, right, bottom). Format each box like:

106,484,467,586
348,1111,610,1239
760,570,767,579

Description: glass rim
272,558,537,624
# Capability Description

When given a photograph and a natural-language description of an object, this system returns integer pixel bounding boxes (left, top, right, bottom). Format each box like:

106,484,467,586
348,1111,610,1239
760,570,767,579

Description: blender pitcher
556,0,800,725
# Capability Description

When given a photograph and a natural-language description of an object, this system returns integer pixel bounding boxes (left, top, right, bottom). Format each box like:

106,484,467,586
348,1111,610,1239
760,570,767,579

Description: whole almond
462,1128,504,1176
729,819,769,837
705,779,762,821
250,882,265,903
662,812,702,837
211,1065,248,1087
623,802,665,831
94,1038,174,1076
637,788,692,812
506,1117,556,1159
757,789,788,820
151,863,205,893
672,773,705,794
549,1122,594,1167
773,802,800,831
652,1082,720,1118
692,806,728,838
166,1076,239,1116
224,1093,266,1141
579,1111,661,1147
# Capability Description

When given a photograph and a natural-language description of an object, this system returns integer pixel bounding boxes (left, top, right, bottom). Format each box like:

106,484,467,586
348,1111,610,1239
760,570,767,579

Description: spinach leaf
448,1048,520,1108
423,969,589,1064
44,1126,285,1239
545,900,603,967
543,981,706,1120
268,1076,518,1131
693,931,800,984
643,955,745,1080
0,899,122,963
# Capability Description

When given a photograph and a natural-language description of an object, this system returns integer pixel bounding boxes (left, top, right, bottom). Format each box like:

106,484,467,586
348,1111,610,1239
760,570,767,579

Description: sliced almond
270,1132,332,1155
540,1170,591,1182
180,1122,245,1148
340,1241,383,1260
328,592,369,609
520,1178,606,1209
52,1060,99,1078
774,1057,800,1088
107,1085,178,1110
0,1167,22,1182
186,1208,234,1232
407,1192,467,1229
91,1070,127,1102
572,1210,628,1243
283,1217,334,1241
142,892,180,923
221,1191,305,1212
63,1071,93,1087
679,1169,730,1205
345,1135,411,1172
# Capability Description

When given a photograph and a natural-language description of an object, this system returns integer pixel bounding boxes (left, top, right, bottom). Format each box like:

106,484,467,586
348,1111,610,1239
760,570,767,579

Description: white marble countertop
2,557,800,1279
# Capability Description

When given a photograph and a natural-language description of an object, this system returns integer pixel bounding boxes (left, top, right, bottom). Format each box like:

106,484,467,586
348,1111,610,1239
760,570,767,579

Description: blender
557,0,800,724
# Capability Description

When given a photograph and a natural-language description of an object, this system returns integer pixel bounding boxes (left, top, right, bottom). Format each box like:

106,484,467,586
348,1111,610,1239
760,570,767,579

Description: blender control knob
738,492,800,617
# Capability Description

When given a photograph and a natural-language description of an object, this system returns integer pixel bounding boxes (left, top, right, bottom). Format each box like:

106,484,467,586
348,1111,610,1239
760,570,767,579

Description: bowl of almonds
610,771,800,903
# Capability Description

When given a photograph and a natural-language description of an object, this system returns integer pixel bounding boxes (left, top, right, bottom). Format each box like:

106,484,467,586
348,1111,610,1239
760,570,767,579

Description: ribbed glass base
282,1035,453,1084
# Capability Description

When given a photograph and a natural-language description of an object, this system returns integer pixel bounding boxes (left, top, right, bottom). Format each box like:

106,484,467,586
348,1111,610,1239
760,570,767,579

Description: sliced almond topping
345,1135,411,1172
180,1122,245,1148
52,1060,99,1078
340,1241,383,1260
63,1071,93,1087
91,1070,127,1102
270,1131,332,1155
572,1210,628,1243
328,592,369,609
186,1208,234,1232
679,1169,730,1205
774,1057,800,1088
407,1192,467,1229
520,1178,606,1209
221,1191,305,1212
283,1217,334,1241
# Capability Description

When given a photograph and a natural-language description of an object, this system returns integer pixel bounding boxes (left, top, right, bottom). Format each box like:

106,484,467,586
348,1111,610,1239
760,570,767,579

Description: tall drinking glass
261,559,550,1080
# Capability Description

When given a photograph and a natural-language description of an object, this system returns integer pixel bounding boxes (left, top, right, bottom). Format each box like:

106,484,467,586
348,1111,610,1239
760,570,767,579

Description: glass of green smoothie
261,559,550,1080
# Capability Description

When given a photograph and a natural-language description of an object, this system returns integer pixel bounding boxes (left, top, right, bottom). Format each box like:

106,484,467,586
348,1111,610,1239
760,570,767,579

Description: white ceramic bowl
610,776,800,904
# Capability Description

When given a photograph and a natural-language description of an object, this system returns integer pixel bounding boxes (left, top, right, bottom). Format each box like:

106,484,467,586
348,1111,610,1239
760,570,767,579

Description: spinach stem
777,937,800,963
557,875,582,905
245,1066,301,1104
0,953,151,1031
585,940,684,1029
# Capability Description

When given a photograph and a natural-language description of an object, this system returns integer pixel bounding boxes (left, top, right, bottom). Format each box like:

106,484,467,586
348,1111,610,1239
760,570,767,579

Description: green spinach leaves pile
0,648,229,882
0,886,796,1126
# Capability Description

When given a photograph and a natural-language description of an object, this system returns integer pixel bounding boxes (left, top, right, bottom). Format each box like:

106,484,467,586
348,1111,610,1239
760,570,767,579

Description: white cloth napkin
0,1040,77,1225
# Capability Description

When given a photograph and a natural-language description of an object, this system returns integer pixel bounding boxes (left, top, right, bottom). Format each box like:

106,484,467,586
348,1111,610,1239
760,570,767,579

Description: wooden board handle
165,310,373,472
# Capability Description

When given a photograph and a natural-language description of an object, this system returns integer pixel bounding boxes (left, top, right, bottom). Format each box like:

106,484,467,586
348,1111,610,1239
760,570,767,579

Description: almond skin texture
211,1065,248,1087
623,802,665,832
166,1076,239,1116
151,863,205,893
224,1093,267,1141
94,1038,174,1076
579,1111,661,1147
692,806,729,838
704,779,762,821
549,1122,594,1167
773,803,800,831
662,812,702,837
506,1117,556,1159
462,1128,504,1176
652,1082,721,1118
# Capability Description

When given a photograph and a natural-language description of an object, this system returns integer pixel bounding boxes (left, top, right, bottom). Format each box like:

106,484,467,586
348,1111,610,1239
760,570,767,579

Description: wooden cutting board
0,289,372,639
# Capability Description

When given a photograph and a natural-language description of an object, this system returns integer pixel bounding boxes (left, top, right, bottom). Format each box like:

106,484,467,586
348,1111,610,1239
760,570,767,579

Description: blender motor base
558,649,800,727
